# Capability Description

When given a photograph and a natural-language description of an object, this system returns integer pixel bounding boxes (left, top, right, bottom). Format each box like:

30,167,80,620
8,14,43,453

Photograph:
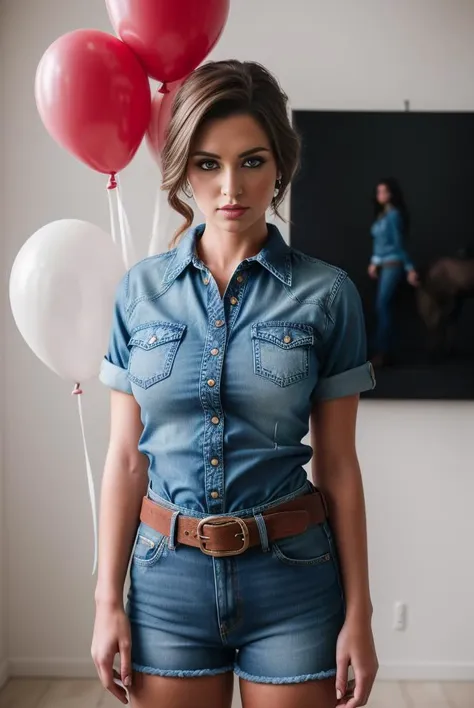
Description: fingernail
336,689,343,700
124,676,131,687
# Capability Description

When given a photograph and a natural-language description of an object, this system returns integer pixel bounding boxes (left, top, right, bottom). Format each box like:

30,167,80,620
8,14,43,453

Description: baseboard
8,658,97,678
377,662,474,681
0,659,9,690
6,658,474,682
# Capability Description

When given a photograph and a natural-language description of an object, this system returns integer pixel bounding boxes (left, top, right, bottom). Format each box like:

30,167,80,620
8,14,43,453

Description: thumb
120,639,132,688
335,656,349,701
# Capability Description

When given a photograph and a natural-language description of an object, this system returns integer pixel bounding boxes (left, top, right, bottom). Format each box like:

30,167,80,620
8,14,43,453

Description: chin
211,211,253,231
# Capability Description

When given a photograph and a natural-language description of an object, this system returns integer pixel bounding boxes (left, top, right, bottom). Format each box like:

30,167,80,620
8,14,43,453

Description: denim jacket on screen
99,223,375,514
370,208,414,272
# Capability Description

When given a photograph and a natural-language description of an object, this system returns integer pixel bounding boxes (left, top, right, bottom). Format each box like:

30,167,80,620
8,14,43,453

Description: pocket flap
251,321,314,349
129,322,186,350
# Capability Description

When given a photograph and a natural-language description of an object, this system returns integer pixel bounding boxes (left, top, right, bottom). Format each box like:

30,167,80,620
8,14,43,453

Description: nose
221,168,243,200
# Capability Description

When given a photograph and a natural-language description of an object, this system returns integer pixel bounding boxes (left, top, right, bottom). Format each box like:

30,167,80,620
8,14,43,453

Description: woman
91,60,378,708
368,178,419,367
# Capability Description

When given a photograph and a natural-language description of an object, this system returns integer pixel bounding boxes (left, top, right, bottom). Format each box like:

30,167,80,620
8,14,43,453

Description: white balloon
9,219,125,382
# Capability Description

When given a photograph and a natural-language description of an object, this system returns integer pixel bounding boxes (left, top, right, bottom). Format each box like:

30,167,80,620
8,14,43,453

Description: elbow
105,443,149,479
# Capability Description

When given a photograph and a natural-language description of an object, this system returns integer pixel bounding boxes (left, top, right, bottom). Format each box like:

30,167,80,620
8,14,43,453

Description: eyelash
197,157,266,171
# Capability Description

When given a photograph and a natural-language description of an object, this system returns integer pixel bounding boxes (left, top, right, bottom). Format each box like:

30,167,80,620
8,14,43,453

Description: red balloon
146,80,185,168
105,0,230,84
35,29,151,174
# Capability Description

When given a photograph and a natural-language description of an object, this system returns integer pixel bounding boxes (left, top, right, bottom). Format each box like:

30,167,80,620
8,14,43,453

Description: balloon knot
107,172,117,190
158,82,169,94
72,383,83,396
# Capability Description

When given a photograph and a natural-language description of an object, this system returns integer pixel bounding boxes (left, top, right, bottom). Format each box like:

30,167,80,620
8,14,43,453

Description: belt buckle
197,516,250,557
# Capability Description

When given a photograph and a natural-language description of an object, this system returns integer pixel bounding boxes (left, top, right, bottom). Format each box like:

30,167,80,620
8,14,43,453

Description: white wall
1,0,474,685
0,0,8,690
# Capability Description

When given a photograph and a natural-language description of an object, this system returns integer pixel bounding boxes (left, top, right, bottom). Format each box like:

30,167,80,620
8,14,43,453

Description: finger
337,679,357,706
99,664,129,705
335,657,349,702
344,677,371,708
120,640,133,688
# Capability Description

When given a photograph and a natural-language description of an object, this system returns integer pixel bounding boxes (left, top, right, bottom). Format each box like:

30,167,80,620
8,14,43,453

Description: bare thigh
239,676,336,708
128,669,234,708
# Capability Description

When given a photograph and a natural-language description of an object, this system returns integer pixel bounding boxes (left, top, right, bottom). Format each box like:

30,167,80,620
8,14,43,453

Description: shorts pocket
323,520,346,609
271,522,332,567
128,321,186,389
251,321,314,387
132,522,167,568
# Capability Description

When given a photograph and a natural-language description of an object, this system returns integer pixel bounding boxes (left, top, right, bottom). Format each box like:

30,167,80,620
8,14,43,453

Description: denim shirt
99,223,375,514
370,208,414,272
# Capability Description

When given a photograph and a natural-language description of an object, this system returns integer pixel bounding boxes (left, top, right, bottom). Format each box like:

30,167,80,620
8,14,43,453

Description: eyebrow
190,147,271,159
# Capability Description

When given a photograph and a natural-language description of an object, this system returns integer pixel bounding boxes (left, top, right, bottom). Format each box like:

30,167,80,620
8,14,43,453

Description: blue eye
198,160,218,171
243,157,265,168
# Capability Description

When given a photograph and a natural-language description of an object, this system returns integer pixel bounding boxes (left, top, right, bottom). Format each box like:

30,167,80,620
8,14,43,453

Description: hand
91,603,132,705
406,269,419,287
335,617,379,707
367,264,378,279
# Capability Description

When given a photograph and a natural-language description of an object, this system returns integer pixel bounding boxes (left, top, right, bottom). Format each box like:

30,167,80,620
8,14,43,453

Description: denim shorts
125,479,346,685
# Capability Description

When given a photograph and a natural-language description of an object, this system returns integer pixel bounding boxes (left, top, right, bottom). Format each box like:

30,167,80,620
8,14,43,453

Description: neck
195,217,269,272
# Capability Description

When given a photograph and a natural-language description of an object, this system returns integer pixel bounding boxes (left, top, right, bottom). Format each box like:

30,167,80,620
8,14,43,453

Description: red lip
219,205,248,210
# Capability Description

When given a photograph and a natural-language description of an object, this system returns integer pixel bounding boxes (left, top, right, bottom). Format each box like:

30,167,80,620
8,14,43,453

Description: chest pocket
251,321,314,388
128,321,186,389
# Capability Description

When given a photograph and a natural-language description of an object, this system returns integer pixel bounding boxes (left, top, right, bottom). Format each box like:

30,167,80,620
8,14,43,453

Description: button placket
200,266,249,513
200,305,227,513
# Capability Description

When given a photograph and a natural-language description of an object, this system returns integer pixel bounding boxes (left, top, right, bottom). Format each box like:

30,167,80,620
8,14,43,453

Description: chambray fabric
99,222,375,682
370,207,414,272
99,223,375,514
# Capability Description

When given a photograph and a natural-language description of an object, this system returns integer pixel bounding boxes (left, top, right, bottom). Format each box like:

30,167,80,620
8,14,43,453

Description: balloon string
107,184,119,247
72,383,98,576
116,174,136,269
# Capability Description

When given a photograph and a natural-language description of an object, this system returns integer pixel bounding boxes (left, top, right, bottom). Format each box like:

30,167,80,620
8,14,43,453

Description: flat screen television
290,110,474,399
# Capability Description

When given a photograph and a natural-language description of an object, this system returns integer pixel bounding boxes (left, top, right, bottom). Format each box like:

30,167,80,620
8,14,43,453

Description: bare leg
129,670,234,708
239,676,336,708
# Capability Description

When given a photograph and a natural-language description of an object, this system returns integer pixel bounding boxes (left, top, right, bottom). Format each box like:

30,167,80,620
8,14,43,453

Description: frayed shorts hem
131,662,234,678
233,665,337,684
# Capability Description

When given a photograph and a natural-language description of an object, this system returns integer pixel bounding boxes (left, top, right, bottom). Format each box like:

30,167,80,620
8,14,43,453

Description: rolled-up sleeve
312,274,376,401
99,272,133,394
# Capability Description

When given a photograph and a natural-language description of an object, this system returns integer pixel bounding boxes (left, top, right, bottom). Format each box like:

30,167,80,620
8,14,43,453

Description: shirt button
211,458,219,466
203,277,210,285
283,335,292,343
236,275,244,283
215,319,224,327
211,416,220,424
148,335,157,344
207,379,216,387
210,491,219,499
210,348,219,356
230,296,238,305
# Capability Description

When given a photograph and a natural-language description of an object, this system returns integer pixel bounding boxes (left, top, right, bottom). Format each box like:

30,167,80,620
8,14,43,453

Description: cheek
246,171,275,201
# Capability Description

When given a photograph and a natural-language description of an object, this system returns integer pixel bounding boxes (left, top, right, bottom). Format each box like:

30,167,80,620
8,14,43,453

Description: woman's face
376,183,392,205
187,113,279,233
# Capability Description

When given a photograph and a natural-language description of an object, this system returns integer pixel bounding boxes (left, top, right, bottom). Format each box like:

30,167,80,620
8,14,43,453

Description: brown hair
161,60,301,248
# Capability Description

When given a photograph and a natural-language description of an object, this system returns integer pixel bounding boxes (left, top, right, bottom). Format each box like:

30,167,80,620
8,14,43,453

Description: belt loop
168,510,180,550
254,513,270,552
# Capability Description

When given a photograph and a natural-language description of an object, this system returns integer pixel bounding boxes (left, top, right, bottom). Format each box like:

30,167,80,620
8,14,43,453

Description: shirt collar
162,222,292,287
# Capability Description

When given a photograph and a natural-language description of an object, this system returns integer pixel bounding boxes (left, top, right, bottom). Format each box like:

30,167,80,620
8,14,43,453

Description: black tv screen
290,110,474,400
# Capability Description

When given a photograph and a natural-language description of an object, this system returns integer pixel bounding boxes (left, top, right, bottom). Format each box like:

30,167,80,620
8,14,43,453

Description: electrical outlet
393,602,407,631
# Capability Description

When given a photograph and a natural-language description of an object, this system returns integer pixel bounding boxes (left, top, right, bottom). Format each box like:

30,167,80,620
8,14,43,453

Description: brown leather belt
139,487,328,557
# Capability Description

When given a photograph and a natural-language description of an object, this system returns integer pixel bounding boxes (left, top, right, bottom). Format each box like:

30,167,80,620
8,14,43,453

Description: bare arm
94,389,149,609
310,394,372,621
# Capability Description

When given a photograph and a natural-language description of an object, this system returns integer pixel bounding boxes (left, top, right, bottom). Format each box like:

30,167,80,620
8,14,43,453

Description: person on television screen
368,177,419,367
